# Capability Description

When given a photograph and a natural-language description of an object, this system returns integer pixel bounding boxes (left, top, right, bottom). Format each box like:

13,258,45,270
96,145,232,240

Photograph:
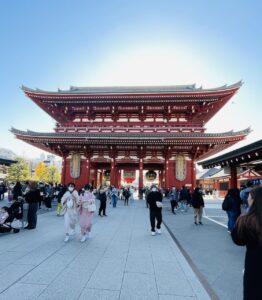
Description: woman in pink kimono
78,184,96,242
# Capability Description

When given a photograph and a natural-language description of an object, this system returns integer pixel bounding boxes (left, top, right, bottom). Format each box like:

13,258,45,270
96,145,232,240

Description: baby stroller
0,198,23,234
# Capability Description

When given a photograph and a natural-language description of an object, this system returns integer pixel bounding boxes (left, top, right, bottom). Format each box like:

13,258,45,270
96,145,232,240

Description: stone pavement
0,199,210,300
162,201,245,300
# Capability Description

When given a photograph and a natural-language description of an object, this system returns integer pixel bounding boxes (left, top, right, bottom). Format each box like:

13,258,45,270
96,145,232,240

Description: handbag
156,201,163,208
67,198,74,208
87,202,96,212
11,219,22,229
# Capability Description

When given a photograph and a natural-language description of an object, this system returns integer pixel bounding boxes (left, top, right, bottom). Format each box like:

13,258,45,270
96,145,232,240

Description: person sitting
0,207,9,225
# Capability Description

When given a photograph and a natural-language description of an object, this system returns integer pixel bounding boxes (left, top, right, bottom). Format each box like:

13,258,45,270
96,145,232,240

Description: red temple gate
12,82,249,190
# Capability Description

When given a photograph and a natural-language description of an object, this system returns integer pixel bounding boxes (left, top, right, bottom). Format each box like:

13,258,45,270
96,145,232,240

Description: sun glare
84,46,222,88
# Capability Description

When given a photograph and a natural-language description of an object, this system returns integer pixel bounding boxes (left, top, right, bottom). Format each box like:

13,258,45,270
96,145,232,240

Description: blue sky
0,0,261,159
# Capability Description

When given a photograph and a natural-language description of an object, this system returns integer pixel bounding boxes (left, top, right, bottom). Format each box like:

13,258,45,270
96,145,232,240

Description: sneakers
151,231,156,236
64,235,69,242
156,229,162,234
80,235,86,242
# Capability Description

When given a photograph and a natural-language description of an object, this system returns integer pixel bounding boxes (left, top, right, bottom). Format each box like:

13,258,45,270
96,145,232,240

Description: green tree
6,157,31,182
34,161,47,182
45,165,61,184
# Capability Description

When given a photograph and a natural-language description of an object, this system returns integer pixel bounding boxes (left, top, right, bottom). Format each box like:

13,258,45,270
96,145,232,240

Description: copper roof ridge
21,81,243,95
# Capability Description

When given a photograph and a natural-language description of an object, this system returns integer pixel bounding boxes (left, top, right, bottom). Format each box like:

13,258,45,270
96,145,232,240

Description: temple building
11,82,250,189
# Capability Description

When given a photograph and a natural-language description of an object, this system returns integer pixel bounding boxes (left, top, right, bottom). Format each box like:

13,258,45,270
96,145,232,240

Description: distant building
0,157,17,181
198,139,262,196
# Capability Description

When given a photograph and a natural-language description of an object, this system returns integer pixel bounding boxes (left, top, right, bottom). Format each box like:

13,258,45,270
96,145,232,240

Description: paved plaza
0,199,210,300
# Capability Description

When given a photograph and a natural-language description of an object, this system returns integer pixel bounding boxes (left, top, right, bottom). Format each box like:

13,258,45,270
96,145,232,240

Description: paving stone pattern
0,200,210,300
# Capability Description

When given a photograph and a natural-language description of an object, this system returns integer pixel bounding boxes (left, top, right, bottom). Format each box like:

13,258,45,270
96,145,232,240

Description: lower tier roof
11,128,250,161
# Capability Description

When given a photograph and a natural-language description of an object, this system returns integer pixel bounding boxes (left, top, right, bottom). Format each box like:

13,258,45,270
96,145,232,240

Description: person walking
169,187,178,214
98,186,107,216
179,186,190,212
240,181,253,212
56,184,67,216
223,188,241,232
111,186,118,208
24,181,41,229
61,183,79,242
44,183,53,211
192,187,205,225
123,188,130,205
78,184,96,242
147,185,163,236
0,182,6,200
231,187,262,300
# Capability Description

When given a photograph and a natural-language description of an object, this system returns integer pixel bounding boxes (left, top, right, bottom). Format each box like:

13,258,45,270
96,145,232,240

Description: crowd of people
1,179,261,299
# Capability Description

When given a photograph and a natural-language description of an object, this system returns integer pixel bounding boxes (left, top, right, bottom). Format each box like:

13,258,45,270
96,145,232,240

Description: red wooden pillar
61,155,67,184
99,170,103,186
191,159,196,190
94,167,98,188
110,158,116,186
86,158,90,184
229,165,237,188
165,159,169,188
139,158,143,189
159,170,163,188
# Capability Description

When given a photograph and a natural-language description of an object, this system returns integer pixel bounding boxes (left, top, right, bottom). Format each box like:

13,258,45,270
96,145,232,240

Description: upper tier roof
21,81,242,95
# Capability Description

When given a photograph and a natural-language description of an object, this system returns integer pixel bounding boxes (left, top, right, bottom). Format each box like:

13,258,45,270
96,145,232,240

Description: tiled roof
21,81,242,95
11,127,250,140
199,139,262,167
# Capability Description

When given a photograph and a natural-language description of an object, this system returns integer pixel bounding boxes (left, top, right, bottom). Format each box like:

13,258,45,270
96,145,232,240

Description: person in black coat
24,181,41,229
231,187,262,300
123,188,130,206
224,188,241,232
147,185,163,235
13,181,22,200
192,187,205,225
98,187,107,216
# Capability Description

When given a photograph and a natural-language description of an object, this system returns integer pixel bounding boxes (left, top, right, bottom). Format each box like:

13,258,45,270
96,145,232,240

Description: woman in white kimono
61,183,79,242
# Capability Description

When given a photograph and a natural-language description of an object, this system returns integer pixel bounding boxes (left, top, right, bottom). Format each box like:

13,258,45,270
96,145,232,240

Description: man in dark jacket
147,185,163,235
192,187,205,225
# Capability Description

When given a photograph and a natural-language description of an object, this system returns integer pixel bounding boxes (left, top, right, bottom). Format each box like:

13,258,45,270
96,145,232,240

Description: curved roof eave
10,127,250,139
21,81,243,96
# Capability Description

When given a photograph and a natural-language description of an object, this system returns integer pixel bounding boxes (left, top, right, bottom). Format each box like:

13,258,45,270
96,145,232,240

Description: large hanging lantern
176,154,186,181
123,170,136,183
103,170,111,181
145,170,157,181
70,153,81,179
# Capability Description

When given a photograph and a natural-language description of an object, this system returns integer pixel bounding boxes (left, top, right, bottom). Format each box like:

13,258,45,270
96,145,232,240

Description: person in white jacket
61,183,79,242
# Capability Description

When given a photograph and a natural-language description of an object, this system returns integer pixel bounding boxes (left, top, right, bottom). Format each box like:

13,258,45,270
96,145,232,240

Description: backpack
222,196,233,211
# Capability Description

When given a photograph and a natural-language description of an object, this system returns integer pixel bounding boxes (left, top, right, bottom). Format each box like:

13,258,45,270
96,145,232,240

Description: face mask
68,187,74,192
152,188,157,192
